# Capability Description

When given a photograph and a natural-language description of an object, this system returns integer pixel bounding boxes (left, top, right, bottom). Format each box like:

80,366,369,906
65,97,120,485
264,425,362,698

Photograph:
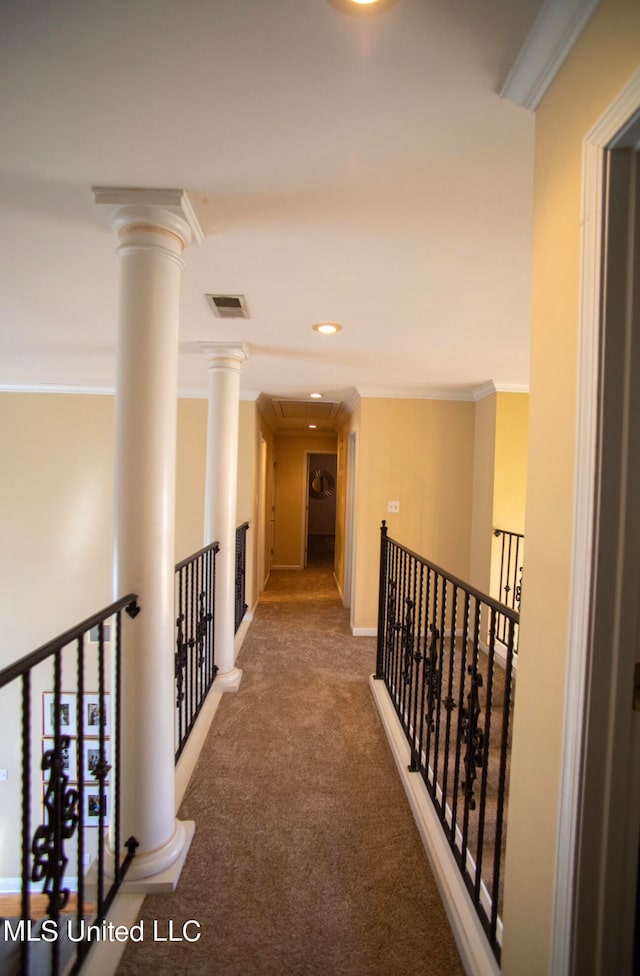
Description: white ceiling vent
205,294,250,319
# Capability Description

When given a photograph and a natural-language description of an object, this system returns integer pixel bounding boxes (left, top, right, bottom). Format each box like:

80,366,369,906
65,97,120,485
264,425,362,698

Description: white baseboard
369,675,500,976
175,691,223,809
352,627,377,637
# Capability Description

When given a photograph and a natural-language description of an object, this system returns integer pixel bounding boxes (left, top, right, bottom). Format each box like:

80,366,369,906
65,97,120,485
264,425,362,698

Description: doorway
304,452,337,568
555,84,640,976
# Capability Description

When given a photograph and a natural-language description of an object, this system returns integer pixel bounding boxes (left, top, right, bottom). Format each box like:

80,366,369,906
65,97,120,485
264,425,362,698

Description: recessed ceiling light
328,0,400,14
312,322,343,334
310,392,323,399
309,424,317,429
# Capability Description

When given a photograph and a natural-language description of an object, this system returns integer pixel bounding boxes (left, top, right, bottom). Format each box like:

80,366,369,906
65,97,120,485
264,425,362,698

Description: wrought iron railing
493,528,524,650
235,522,249,634
174,542,218,761
0,596,140,976
376,522,517,964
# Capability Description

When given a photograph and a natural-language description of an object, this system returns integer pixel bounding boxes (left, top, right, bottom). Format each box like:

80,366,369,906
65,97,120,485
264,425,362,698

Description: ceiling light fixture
328,0,400,15
312,322,343,335
310,392,323,399
309,424,318,429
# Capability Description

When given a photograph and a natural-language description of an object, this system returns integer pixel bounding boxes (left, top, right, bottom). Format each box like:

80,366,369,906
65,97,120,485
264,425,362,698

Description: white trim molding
500,0,600,111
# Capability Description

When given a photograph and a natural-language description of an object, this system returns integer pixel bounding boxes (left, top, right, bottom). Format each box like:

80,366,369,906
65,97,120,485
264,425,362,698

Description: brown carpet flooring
118,547,464,976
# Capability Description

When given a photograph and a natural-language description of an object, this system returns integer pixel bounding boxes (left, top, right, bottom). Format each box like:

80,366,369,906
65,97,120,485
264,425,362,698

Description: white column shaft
111,212,188,877
203,346,247,690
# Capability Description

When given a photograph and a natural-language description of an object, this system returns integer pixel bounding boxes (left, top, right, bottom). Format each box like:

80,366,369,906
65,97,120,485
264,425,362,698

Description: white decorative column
93,187,203,885
201,342,249,692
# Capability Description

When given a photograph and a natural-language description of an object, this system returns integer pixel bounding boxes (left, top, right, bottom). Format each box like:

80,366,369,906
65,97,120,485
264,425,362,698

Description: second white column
202,342,249,692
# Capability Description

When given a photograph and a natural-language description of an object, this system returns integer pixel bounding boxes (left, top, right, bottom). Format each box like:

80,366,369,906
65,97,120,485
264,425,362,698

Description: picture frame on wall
82,740,111,783
41,736,77,781
82,693,110,737
42,693,77,738
83,789,109,828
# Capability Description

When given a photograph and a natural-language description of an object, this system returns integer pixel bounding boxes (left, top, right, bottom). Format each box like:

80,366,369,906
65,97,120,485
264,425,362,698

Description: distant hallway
119,560,463,976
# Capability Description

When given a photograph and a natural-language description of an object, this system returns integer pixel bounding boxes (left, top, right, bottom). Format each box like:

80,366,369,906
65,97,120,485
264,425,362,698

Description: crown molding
92,187,204,245
500,0,600,111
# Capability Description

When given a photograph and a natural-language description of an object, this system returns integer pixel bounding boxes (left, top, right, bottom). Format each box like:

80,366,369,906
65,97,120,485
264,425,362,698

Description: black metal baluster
409,562,425,771
474,605,496,917
431,574,448,814
451,590,470,854
414,566,432,778
211,546,218,682
21,670,31,976
76,634,85,963
490,614,516,953
460,598,482,868
440,582,459,836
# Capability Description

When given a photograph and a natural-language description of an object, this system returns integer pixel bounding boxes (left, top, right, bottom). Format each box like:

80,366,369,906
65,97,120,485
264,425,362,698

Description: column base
214,666,243,692
106,819,195,893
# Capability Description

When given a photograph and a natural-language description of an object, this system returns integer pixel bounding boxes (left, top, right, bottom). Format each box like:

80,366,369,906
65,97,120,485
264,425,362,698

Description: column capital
92,187,204,247
200,342,249,370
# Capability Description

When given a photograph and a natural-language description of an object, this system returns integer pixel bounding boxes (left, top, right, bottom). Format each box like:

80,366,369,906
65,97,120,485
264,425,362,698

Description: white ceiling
0,0,542,421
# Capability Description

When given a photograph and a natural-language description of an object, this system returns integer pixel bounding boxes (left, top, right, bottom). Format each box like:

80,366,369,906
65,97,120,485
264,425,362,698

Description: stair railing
235,522,250,635
376,521,517,965
0,596,140,976
174,542,219,761
493,527,524,651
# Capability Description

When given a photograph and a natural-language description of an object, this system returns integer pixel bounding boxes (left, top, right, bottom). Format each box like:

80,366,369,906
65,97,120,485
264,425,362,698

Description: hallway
118,556,463,976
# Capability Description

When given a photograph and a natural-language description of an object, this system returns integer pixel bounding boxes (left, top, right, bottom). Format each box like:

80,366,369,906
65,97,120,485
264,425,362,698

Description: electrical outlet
387,500,400,513
0,768,8,781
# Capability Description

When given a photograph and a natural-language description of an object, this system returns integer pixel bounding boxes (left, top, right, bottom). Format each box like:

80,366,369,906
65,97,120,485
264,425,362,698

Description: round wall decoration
309,469,336,500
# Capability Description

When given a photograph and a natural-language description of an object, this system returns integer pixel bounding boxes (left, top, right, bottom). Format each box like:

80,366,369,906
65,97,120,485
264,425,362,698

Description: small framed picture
83,789,109,828
41,737,77,781
82,694,110,737
83,740,111,783
43,693,77,737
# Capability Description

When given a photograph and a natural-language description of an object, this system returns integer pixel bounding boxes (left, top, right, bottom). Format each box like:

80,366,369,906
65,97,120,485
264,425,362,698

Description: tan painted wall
469,393,497,595
351,398,476,631
0,393,116,660
273,433,338,568
175,398,207,562
502,3,640,973
494,393,529,534
0,391,226,881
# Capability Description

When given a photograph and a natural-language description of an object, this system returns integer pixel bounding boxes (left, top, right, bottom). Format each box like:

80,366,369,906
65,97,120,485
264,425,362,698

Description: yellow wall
0,392,229,659
494,393,529,534
273,433,338,567
351,397,476,631
175,398,207,562
469,393,497,595
502,3,640,973
0,393,115,660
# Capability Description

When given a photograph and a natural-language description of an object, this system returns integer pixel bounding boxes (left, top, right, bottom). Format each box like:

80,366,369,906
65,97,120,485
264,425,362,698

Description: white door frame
552,69,640,976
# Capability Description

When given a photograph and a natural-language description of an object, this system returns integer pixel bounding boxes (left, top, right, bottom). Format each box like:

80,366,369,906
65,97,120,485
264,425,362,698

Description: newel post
375,520,389,680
